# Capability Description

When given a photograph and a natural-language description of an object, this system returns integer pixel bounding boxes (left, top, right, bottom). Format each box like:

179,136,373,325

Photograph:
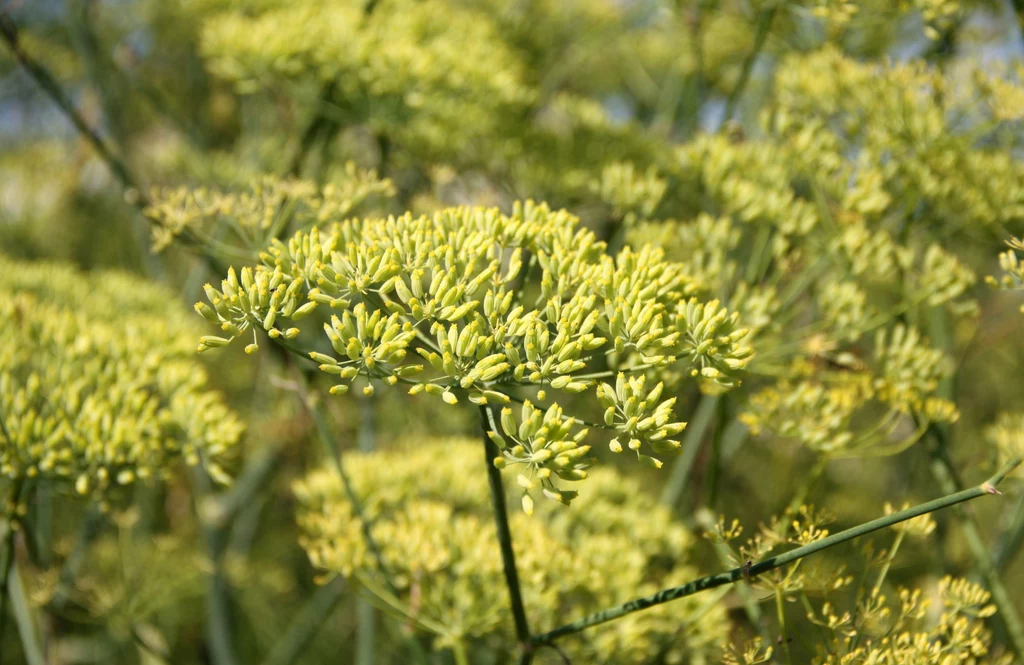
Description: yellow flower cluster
294,439,728,662
769,46,1024,231
199,0,530,159
985,412,1024,467
741,325,957,458
193,201,754,506
0,257,244,503
987,237,1024,309
808,576,1009,665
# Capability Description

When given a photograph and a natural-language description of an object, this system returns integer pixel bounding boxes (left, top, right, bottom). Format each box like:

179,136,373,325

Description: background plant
3,0,1024,663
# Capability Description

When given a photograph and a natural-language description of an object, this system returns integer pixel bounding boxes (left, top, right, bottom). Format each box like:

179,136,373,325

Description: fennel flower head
191,200,754,510
0,257,244,506
294,438,728,663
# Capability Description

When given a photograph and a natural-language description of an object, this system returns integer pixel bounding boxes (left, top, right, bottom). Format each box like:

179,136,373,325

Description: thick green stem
356,400,377,665
530,458,1020,646
261,578,347,665
478,407,533,661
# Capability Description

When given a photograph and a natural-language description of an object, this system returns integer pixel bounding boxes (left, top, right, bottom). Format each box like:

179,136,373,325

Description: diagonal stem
478,406,532,660
294,370,398,596
722,4,777,123
925,429,1024,654
530,457,1021,646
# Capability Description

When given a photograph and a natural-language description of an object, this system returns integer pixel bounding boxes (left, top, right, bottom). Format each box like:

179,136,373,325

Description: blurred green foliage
3,0,1024,663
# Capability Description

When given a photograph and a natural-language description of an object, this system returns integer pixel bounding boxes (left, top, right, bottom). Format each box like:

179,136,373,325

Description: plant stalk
661,394,720,507
722,5,777,123
294,371,397,595
8,563,44,665
478,406,533,662
530,457,1020,646
926,434,1024,654
261,578,347,665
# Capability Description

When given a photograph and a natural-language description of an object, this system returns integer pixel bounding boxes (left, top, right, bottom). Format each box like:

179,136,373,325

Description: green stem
294,371,398,595
356,400,377,665
193,468,239,665
47,507,103,613
774,590,792,665
926,434,1024,654
722,5,777,123
693,508,767,640
0,12,228,274
660,394,720,507
452,638,470,665
530,457,1020,646
994,493,1024,572
478,407,533,662
0,479,25,640
0,12,141,199
870,531,905,600
8,564,44,665
703,395,729,508
261,578,347,665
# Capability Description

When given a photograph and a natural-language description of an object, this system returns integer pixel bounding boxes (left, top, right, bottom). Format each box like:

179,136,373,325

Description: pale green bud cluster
195,201,754,503
146,169,393,254
590,161,667,224
293,439,728,662
597,373,685,467
872,325,951,413
811,0,961,40
630,214,740,298
742,324,957,458
488,401,590,513
0,257,244,503
985,412,1024,467
805,575,1005,665
675,297,754,386
198,0,530,159
817,280,872,342
769,46,1024,231
986,237,1024,310
678,135,819,238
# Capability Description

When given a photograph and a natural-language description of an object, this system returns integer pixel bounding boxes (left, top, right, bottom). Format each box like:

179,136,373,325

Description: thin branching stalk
478,406,533,661
994,494,1024,572
294,370,398,596
193,467,240,665
261,578,347,665
47,507,103,613
774,589,792,665
925,431,1024,654
530,457,1021,646
693,508,768,640
0,11,228,274
0,12,141,199
8,564,44,665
